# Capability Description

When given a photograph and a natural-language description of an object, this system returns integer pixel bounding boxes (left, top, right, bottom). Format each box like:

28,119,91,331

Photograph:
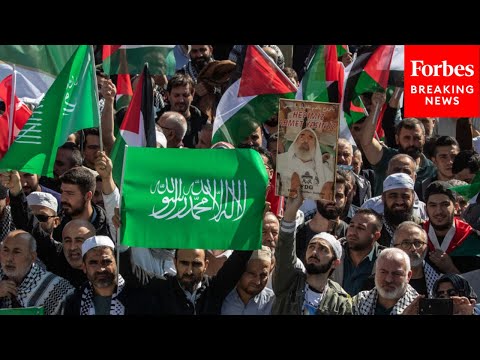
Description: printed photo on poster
275,99,340,201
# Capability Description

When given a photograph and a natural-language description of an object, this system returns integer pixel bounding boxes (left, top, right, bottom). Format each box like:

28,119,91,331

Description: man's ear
85,191,93,202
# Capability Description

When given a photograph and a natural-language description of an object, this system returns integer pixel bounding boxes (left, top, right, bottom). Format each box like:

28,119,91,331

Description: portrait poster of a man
275,99,340,201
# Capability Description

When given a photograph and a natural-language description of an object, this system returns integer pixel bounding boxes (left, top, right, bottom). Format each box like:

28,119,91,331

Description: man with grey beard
392,222,440,297
353,248,418,315
377,173,423,247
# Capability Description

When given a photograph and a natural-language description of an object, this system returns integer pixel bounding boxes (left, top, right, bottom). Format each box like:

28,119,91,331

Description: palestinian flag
336,45,349,57
110,63,157,185
385,45,405,102
102,46,133,110
0,45,79,105
0,74,32,159
342,45,395,137
296,45,344,103
102,45,176,77
212,45,297,146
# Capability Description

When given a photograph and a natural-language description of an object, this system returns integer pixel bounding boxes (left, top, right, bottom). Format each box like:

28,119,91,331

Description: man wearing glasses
392,221,441,297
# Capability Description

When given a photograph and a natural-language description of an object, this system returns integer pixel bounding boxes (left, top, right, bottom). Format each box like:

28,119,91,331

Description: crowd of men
0,44,479,315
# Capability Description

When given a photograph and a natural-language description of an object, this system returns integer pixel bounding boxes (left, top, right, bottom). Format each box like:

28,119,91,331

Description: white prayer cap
81,235,115,257
309,232,342,260
383,173,414,193
156,128,167,148
26,191,58,213
250,246,273,263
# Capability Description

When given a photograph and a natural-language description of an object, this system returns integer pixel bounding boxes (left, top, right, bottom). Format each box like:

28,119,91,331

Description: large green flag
0,45,100,177
121,147,269,250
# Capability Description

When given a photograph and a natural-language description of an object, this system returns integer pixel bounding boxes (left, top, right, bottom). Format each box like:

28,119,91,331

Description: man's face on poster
294,130,316,162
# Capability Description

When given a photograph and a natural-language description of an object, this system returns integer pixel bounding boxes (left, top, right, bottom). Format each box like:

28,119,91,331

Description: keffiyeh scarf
354,284,419,315
0,206,15,242
79,274,126,315
0,263,73,315
424,261,441,297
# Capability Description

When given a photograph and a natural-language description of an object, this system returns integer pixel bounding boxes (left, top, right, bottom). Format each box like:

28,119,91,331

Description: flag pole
7,64,17,149
90,45,104,153
116,144,128,292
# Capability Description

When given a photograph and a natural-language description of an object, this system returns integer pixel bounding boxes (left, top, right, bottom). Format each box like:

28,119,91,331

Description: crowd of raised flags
0,44,409,250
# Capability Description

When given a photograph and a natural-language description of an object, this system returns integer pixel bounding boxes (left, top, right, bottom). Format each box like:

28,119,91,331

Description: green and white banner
121,147,269,250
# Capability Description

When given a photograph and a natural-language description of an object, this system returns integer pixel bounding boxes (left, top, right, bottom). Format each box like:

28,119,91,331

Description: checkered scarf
0,206,15,242
424,261,441,297
79,274,126,315
0,263,73,315
353,284,419,315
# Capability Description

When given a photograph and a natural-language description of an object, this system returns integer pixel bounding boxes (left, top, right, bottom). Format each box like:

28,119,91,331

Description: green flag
0,45,79,104
0,306,44,315
121,147,269,250
0,45,100,177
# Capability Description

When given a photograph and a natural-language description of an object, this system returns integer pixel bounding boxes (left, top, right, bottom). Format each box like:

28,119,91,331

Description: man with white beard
352,248,418,315
392,222,441,297
276,128,332,200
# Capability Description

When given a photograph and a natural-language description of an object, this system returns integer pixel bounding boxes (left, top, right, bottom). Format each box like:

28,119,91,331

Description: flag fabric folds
212,45,297,146
296,45,344,103
102,45,176,77
0,45,100,177
342,45,395,129
0,45,79,105
0,74,32,159
120,147,268,250
110,63,157,185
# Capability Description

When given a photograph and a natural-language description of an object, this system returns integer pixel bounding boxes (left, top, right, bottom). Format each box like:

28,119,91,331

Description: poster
275,99,340,201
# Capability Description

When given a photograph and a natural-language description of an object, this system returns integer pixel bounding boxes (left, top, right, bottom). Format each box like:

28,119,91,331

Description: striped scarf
79,274,126,315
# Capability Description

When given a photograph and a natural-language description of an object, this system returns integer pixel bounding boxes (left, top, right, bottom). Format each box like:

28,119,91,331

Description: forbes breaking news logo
404,45,480,118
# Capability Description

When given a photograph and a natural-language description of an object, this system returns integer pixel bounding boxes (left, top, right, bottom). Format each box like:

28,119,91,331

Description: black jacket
147,250,252,315
63,282,156,315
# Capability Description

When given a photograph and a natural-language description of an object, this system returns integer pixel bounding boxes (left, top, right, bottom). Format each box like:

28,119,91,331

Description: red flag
0,75,32,159
238,45,297,97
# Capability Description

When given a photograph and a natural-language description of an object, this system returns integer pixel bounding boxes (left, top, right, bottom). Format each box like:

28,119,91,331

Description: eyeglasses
394,241,427,250
34,214,56,222
435,289,459,298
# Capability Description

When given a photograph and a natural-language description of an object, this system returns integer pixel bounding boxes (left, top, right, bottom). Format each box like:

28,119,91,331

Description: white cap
383,173,415,193
81,235,115,257
156,128,167,148
309,232,342,259
250,245,273,263
26,191,58,213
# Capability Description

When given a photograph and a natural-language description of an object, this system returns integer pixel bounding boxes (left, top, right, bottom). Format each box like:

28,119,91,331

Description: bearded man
276,128,332,200
353,248,418,315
